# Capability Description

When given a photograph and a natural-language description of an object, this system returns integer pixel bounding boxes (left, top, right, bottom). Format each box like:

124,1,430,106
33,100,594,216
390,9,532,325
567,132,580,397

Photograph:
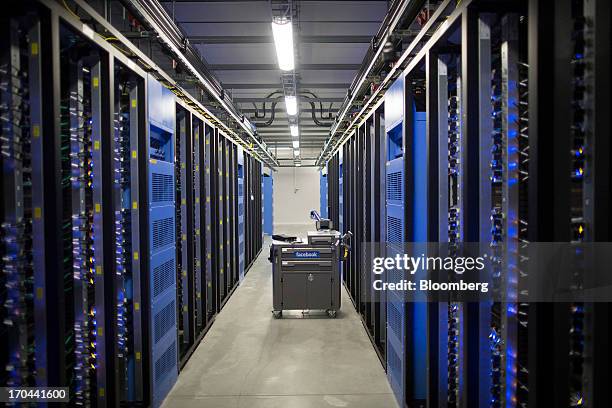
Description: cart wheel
272,310,283,319
327,310,337,318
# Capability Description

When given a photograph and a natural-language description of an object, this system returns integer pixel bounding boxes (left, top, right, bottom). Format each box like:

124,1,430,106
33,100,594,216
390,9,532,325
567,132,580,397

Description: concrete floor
162,224,397,408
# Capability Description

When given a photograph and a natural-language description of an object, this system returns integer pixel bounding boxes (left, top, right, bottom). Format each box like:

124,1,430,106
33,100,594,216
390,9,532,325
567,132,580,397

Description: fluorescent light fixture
290,125,299,137
285,95,298,116
292,140,299,148
271,20,294,71
293,149,300,157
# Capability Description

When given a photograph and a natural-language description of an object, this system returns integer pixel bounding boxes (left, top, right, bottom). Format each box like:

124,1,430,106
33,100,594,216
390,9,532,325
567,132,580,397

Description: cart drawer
281,260,332,272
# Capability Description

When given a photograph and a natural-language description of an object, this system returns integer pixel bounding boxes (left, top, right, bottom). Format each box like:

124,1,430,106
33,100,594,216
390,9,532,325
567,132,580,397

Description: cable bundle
569,1,588,405
69,68,97,406
114,82,132,376
489,52,504,408
446,78,460,408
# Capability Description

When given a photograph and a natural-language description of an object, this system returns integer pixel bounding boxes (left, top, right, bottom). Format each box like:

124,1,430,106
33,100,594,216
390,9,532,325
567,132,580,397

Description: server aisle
2,0,612,407
161,233,396,408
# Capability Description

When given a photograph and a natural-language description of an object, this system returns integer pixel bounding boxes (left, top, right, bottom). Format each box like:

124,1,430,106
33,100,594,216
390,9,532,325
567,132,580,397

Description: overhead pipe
251,91,284,120
300,91,335,120
252,102,279,127
306,101,333,127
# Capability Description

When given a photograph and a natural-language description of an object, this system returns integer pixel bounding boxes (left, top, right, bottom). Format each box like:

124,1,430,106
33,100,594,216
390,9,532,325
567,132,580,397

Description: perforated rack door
384,76,406,406
237,147,245,281
147,75,177,407
385,157,406,405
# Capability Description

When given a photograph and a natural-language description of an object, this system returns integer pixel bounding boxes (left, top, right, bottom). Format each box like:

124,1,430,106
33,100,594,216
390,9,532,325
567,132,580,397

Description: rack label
294,251,321,259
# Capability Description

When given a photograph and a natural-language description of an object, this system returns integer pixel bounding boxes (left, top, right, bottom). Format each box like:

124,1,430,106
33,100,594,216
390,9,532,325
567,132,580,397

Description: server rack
213,129,226,307
147,75,177,407
261,166,265,247
222,138,229,298
326,155,340,230
243,154,263,273
264,171,274,236
384,76,407,406
203,122,216,319
527,1,611,406
243,152,251,269
175,103,194,362
237,147,245,280
329,103,389,368
113,58,147,404
1,5,49,393
231,145,238,284
191,114,206,340
58,23,121,406
226,139,237,293
373,107,387,364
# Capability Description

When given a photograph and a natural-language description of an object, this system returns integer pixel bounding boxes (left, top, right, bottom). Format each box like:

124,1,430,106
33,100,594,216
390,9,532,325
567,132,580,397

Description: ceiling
160,0,388,165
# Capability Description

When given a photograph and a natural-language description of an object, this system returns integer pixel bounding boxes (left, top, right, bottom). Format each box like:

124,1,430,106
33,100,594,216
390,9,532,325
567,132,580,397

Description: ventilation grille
387,216,403,243
152,173,174,202
387,302,403,340
154,300,176,344
153,259,175,299
387,341,403,399
152,217,174,250
387,268,404,287
154,341,177,383
386,171,402,201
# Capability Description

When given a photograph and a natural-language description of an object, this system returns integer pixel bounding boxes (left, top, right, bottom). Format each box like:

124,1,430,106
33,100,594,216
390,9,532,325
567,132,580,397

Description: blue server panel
237,147,245,280
410,110,427,400
263,172,274,235
147,75,177,407
384,76,405,406
320,171,328,219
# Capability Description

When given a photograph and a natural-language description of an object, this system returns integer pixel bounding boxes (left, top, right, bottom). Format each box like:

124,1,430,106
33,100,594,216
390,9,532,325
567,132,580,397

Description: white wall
273,167,320,226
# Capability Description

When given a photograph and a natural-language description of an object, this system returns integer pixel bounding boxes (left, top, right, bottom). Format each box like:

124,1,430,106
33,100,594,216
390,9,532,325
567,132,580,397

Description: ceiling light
290,125,299,137
271,20,294,71
292,140,299,148
295,162,302,167
285,95,298,116
293,149,300,157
